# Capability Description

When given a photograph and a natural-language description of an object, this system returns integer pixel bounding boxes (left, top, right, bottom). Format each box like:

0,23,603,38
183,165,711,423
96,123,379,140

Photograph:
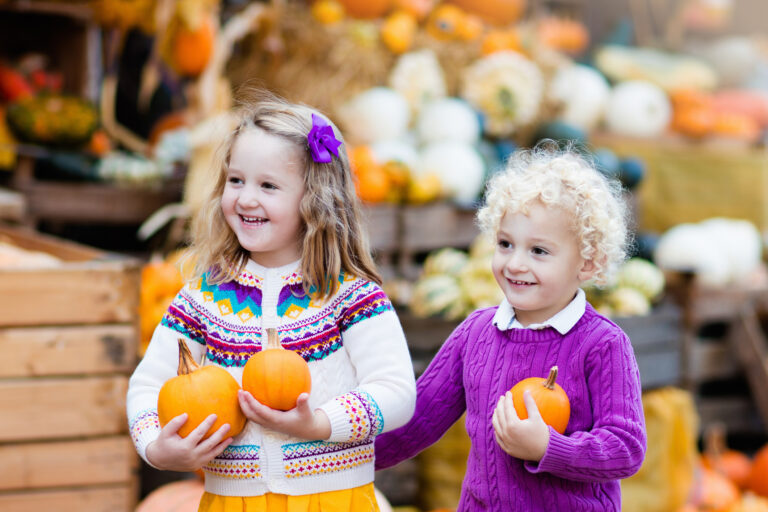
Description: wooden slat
0,224,103,261
689,339,739,382
696,396,763,435
0,264,140,326
0,324,137,378
0,484,137,512
0,376,128,441
0,437,137,491
362,204,399,253
0,188,25,222
400,203,478,252
728,305,768,428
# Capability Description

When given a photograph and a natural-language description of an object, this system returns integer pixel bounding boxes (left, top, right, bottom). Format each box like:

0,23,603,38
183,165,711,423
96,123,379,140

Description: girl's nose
238,187,260,208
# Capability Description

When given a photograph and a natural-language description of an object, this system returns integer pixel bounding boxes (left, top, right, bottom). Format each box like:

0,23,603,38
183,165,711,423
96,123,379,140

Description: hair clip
307,113,342,163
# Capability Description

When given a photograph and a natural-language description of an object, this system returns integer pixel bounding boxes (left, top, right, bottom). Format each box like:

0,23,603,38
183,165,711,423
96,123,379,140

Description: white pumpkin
415,142,485,205
604,80,671,138
548,64,611,131
336,87,411,145
416,97,480,145
370,139,419,169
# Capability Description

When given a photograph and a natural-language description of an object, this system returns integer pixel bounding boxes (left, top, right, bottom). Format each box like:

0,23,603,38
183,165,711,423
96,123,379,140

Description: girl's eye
532,247,549,255
227,176,243,185
262,182,277,190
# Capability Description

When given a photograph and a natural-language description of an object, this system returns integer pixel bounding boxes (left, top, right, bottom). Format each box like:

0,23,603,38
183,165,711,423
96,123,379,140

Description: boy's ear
578,259,597,282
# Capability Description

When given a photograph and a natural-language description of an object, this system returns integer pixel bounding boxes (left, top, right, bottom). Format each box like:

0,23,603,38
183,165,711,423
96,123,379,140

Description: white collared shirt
491,288,587,335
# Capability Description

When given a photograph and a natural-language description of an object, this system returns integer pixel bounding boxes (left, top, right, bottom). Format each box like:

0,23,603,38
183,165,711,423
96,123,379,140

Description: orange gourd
536,17,589,55
701,424,752,489
510,366,570,434
242,328,312,411
381,10,418,54
136,478,205,512
171,14,216,77
337,0,392,19
158,339,247,439
447,0,525,25
748,444,768,498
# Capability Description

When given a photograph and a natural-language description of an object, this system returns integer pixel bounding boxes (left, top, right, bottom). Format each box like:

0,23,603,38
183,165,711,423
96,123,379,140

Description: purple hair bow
307,113,342,163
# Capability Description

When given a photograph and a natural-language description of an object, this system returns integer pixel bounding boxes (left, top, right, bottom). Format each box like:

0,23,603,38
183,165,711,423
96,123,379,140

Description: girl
375,147,646,511
127,91,416,511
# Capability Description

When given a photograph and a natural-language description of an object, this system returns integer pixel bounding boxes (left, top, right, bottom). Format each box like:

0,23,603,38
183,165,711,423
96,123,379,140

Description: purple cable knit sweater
375,304,646,511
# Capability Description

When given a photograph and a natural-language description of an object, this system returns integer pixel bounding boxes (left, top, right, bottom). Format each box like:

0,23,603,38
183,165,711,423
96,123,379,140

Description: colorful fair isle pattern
129,409,160,445
203,444,262,479
282,440,374,478
335,390,384,442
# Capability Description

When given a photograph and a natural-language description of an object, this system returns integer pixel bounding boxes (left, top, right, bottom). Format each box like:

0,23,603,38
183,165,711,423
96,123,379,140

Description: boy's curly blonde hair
476,145,630,284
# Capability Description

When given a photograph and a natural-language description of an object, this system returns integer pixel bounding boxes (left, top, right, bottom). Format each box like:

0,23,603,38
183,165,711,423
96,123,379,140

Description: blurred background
1,1,768,511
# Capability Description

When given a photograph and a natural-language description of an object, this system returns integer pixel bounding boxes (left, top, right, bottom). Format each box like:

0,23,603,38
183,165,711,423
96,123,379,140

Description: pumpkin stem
265,328,283,350
177,338,199,376
544,366,559,390
704,422,726,460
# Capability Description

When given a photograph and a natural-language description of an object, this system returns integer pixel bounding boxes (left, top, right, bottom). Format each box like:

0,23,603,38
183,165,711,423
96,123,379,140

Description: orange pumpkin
701,424,752,489
688,467,740,512
136,478,205,512
447,0,525,25
730,493,768,512
749,444,768,498
337,0,392,19
158,339,247,439
712,112,761,143
311,0,345,24
381,10,418,54
242,328,312,411
394,0,435,20
171,14,216,77
481,29,524,56
536,17,589,55
510,366,570,434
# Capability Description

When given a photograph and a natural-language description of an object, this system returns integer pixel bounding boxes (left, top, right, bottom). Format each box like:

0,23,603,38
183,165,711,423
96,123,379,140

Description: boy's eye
497,240,511,249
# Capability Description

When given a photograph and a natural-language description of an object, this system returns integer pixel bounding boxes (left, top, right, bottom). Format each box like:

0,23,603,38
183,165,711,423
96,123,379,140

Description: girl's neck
245,257,301,275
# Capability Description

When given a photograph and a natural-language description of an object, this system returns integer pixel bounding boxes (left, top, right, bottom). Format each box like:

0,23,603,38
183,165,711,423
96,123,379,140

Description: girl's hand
492,390,550,461
145,413,233,471
238,390,331,440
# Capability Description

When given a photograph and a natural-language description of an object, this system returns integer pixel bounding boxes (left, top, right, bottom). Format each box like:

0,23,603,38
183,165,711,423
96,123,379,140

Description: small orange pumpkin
510,366,570,434
447,0,525,25
136,478,205,512
171,14,216,77
337,0,392,19
242,328,312,411
701,423,752,489
689,466,740,512
158,339,247,439
749,444,768,498
381,10,418,54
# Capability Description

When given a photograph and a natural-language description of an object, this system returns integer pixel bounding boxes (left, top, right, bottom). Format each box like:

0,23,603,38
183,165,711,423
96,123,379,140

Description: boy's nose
505,252,528,272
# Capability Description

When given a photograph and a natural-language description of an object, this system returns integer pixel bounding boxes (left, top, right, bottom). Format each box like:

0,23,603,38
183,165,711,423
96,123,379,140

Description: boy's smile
492,201,596,326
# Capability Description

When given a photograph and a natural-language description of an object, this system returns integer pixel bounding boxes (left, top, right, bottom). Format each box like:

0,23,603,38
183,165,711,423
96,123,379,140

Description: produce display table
0,225,140,512
592,134,768,234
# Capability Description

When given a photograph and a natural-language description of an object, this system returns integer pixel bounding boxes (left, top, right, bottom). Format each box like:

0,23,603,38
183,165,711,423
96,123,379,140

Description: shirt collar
492,288,586,335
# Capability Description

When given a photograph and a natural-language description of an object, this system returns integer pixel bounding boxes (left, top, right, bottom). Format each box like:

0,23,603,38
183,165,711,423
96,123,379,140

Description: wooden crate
0,225,140,511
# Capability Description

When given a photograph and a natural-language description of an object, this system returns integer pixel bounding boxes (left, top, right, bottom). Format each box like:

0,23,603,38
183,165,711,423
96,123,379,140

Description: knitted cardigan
375,304,646,511
128,259,416,496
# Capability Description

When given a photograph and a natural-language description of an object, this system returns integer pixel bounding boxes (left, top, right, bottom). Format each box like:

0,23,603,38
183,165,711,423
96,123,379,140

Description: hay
226,2,484,117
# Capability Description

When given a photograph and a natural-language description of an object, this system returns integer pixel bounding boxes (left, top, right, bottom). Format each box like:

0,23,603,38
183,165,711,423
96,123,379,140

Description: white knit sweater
127,259,416,496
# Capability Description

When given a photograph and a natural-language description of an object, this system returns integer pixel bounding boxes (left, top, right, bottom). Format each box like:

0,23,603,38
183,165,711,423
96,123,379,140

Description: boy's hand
492,390,550,461
146,413,232,471
238,390,331,441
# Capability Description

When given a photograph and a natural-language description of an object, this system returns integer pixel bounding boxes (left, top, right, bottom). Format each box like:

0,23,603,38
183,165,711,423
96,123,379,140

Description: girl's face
222,127,305,268
492,201,596,326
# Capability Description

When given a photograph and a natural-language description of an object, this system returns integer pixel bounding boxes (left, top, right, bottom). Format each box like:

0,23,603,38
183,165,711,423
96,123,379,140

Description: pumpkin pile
139,250,190,355
676,429,768,512
405,234,502,321
582,258,666,317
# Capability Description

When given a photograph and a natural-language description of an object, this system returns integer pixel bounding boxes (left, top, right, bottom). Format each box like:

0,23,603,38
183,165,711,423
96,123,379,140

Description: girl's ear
577,259,597,282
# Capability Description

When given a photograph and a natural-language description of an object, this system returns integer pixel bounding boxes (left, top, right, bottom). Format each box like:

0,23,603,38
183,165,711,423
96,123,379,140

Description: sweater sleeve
524,327,647,481
126,287,207,465
317,282,417,443
374,313,474,470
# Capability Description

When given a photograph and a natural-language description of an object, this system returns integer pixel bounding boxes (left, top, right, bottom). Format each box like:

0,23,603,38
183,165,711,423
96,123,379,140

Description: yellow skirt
198,483,380,512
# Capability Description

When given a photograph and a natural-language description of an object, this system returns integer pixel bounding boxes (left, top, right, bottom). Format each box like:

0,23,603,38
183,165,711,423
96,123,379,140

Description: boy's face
492,202,596,326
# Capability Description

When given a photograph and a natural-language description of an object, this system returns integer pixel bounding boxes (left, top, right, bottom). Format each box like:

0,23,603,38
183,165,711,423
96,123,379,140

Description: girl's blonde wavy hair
476,145,630,284
186,89,381,299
